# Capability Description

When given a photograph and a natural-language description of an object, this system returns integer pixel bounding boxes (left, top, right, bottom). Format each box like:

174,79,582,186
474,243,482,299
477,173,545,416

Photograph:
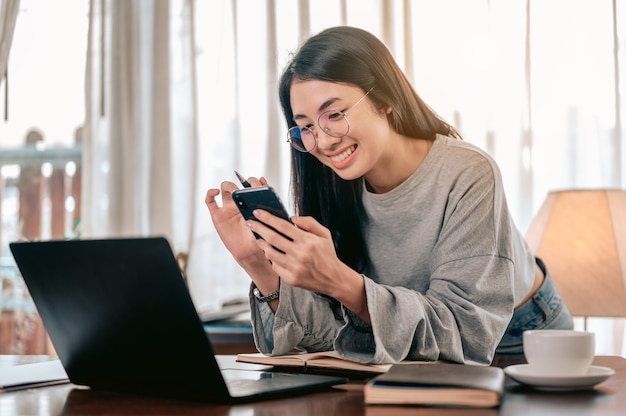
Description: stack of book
238,351,505,408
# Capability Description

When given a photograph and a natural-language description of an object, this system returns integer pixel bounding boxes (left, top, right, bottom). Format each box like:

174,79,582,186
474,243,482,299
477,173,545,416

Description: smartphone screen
231,186,292,239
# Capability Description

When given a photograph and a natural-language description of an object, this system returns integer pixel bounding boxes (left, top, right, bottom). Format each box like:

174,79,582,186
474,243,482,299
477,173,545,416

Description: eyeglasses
287,87,374,153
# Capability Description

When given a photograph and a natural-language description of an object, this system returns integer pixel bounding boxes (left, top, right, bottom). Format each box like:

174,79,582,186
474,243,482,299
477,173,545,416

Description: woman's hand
247,210,369,320
206,176,283,310
205,177,269,266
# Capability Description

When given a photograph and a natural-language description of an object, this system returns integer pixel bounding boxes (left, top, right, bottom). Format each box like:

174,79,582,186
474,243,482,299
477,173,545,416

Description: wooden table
1,355,625,415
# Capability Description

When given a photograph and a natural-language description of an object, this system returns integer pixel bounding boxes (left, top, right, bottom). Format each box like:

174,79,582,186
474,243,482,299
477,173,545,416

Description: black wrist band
253,287,280,303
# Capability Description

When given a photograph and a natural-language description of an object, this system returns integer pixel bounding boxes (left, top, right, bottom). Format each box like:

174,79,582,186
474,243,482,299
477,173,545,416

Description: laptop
9,237,347,403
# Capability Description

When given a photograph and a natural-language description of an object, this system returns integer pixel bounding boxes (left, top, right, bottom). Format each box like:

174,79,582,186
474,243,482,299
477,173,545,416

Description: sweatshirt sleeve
249,281,345,355
334,255,515,365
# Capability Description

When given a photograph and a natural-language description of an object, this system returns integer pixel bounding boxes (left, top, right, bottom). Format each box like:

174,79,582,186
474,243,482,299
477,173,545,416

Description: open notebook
10,237,347,402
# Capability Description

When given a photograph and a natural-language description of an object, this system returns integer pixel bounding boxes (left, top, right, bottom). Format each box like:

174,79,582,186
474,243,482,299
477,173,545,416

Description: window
0,0,88,251
0,0,88,354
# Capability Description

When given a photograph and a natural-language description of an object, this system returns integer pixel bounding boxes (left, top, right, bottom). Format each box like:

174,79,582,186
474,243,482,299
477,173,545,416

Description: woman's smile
328,144,357,166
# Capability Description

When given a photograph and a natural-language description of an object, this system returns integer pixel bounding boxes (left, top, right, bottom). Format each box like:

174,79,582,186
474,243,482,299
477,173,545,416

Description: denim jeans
495,257,573,355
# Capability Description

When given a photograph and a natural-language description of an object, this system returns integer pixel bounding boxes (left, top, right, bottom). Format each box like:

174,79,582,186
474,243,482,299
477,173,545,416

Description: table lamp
525,189,626,330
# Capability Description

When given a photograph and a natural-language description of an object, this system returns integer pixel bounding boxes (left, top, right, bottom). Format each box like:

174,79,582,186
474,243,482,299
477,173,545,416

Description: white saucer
504,364,615,391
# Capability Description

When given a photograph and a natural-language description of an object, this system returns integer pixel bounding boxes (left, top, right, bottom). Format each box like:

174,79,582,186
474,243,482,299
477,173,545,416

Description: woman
205,26,572,365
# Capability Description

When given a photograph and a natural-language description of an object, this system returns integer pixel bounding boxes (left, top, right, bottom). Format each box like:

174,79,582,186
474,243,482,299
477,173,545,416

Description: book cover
236,351,393,375
364,362,505,408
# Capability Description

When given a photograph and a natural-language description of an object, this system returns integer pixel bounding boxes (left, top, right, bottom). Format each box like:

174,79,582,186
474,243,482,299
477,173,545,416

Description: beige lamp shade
526,189,626,318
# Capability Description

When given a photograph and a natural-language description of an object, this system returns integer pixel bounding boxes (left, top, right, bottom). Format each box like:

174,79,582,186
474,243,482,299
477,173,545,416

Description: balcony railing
0,142,81,354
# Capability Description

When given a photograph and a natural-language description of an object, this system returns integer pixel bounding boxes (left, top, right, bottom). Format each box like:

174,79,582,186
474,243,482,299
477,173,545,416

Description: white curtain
83,0,197,267
83,0,626,352
0,0,20,92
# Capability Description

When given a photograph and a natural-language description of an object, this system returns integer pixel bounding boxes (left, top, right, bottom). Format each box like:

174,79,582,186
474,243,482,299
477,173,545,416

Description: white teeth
330,146,355,163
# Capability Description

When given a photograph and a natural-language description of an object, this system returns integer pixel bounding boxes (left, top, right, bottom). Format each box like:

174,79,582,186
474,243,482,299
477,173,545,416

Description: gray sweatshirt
249,135,535,365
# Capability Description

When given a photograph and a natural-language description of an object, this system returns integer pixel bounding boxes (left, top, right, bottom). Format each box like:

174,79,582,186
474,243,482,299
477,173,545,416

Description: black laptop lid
10,237,230,401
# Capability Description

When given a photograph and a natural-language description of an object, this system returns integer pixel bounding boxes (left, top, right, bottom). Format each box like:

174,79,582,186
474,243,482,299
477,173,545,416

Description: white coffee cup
523,330,595,377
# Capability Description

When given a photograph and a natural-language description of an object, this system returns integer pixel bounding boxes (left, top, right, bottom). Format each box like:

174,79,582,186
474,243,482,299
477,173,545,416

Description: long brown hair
279,26,459,271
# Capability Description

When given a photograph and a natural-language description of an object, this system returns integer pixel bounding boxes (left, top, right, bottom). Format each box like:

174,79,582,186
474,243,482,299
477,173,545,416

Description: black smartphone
231,186,292,239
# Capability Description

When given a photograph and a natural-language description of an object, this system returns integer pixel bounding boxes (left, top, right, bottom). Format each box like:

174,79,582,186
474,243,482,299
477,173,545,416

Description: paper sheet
0,359,69,392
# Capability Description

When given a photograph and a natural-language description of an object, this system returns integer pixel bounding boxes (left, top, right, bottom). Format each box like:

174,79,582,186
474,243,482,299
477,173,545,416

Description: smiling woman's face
289,79,392,182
